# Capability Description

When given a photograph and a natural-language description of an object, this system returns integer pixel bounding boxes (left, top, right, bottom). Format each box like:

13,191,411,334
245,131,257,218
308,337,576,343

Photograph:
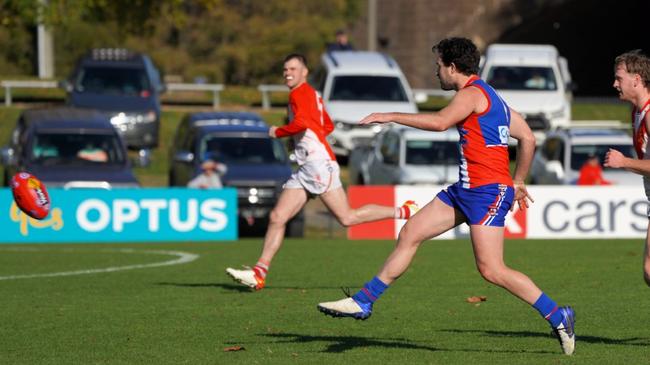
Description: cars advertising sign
349,185,648,240
0,188,237,243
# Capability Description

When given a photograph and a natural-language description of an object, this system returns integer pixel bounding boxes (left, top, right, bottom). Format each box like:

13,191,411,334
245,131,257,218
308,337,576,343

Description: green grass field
1,238,648,364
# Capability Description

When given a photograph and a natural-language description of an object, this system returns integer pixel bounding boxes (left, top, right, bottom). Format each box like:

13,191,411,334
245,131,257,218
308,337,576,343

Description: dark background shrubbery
0,0,360,84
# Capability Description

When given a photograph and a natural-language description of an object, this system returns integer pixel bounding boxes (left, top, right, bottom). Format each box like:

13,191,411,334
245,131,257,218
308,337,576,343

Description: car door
372,131,401,184
170,126,197,186
175,128,199,185
538,136,565,184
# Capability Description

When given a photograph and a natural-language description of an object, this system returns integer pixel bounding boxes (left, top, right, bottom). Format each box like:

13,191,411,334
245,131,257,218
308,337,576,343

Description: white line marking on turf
0,248,200,281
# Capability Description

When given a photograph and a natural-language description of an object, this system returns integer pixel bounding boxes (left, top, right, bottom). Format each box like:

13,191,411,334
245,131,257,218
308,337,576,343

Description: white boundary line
0,248,200,281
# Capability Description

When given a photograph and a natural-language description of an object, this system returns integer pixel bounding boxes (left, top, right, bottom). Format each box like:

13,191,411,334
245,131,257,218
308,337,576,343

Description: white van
479,44,573,137
311,51,418,157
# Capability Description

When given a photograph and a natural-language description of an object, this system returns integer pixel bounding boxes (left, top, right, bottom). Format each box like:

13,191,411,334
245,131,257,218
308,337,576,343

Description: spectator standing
577,154,611,185
326,29,355,52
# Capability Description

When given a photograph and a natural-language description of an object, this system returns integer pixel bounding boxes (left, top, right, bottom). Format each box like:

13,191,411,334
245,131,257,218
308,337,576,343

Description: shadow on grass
260,332,558,354
156,282,252,292
155,282,346,292
262,332,438,353
440,329,650,347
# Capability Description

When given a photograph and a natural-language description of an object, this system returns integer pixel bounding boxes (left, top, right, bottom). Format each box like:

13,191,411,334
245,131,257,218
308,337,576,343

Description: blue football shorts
437,182,514,227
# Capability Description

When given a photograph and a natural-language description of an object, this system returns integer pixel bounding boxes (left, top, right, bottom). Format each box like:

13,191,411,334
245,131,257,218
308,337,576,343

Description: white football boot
226,267,265,290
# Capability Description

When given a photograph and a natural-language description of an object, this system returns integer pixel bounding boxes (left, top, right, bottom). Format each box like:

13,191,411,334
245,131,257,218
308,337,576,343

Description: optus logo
10,202,63,236
75,198,229,233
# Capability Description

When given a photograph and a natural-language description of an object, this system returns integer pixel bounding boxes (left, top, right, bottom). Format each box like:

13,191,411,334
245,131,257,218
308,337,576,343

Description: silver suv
311,51,418,157
530,127,637,185
349,125,459,185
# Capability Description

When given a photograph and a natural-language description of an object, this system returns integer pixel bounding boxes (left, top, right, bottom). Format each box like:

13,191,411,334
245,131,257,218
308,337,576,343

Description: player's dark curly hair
432,37,480,75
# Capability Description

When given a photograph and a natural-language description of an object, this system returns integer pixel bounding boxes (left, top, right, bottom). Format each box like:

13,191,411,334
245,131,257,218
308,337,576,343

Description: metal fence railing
165,83,225,109
1,80,59,106
257,84,288,110
2,79,454,110
1,80,226,109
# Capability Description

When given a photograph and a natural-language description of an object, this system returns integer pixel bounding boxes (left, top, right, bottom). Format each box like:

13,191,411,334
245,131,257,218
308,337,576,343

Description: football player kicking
226,53,418,291
317,37,576,356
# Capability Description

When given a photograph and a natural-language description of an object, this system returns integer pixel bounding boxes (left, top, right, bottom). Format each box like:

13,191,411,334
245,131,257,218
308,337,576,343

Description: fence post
212,89,220,110
261,88,271,110
4,85,11,106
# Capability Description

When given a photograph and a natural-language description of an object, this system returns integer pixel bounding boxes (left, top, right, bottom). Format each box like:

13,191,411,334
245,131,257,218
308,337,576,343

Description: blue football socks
532,292,564,328
352,276,388,305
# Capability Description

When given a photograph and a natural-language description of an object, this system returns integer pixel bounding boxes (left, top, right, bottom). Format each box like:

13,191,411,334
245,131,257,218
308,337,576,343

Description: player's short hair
615,50,650,88
432,37,480,76
284,53,308,68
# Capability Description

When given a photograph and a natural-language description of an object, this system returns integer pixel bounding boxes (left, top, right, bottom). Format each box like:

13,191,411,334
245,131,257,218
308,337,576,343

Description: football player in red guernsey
226,54,417,290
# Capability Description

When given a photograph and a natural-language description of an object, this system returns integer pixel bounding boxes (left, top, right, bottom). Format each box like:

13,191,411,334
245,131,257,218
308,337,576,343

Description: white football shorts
284,160,342,196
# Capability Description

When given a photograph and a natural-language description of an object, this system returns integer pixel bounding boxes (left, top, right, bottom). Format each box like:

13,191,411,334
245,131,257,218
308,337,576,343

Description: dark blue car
1,108,142,189
63,48,164,151
169,112,304,237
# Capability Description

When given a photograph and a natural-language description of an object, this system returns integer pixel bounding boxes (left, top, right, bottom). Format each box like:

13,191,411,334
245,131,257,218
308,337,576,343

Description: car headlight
110,111,157,126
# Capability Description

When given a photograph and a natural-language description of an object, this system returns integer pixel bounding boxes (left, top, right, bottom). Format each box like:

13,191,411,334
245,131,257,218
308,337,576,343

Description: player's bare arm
605,148,650,176
358,87,479,131
508,109,536,210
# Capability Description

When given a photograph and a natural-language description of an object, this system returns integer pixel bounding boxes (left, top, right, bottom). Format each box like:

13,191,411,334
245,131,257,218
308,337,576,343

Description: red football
10,172,51,220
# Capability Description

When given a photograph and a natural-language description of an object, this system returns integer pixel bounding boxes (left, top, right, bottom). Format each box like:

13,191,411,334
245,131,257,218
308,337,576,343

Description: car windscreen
486,66,558,91
405,140,459,165
30,132,126,165
200,135,288,164
75,66,151,96
329,76,409,102
571,144,634,171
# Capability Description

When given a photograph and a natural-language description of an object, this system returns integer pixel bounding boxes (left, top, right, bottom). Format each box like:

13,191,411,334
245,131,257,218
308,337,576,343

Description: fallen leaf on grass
224,346,245,352
466,296,487,303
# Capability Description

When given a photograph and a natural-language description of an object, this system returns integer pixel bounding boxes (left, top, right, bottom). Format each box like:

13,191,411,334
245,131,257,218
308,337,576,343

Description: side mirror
566,81,577,92
1,147,16,166
173,151,194,164
133,148,151,168
158,83,167,94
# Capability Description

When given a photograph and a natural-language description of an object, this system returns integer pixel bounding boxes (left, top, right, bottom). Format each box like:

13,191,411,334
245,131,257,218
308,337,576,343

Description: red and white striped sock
394,205,411,219
253,260,269,279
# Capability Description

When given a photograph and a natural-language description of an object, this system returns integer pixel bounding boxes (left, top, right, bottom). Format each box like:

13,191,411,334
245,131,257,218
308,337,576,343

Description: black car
62,48,164,151
0,108,143,189
169,112,304,237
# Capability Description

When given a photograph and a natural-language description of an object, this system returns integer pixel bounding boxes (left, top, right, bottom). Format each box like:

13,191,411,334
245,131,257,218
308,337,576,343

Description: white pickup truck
479,44,574,139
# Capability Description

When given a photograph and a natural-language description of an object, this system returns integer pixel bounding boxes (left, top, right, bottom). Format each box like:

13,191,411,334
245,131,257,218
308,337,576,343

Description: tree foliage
0,0,360,83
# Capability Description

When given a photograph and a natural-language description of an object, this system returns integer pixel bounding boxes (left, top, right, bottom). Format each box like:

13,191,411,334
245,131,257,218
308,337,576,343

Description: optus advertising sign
1,188,237,243
349,185,648,240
